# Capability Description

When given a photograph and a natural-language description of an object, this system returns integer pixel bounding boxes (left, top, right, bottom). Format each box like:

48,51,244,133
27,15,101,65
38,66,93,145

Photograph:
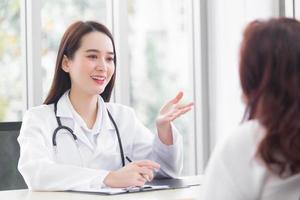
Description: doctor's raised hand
156,92,194,145
17,20,191,191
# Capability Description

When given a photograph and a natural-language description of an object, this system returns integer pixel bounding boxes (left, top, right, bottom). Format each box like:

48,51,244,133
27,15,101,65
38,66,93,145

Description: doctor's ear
62,55,71,73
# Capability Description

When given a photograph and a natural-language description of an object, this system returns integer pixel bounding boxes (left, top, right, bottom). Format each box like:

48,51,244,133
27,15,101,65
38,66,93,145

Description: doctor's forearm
152,124,183,178
156,122,173,145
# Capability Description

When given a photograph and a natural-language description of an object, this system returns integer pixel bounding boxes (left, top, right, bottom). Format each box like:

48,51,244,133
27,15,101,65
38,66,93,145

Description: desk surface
0,186,202,200
0,176,203,200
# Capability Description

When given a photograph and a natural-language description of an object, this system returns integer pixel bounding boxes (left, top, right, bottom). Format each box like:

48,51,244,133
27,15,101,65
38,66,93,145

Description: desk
0,186,202,200
0,176,203,200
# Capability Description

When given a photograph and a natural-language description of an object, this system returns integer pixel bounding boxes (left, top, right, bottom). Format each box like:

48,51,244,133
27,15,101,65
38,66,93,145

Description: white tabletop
0,176,203,200
0,186,202,200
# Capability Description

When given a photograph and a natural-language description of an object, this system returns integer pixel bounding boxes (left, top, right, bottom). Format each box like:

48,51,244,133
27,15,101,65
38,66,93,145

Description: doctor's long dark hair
240,18,300,176
44,21,116,104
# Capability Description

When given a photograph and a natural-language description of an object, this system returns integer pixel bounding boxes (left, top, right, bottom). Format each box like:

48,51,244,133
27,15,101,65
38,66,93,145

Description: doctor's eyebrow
85,49,114,55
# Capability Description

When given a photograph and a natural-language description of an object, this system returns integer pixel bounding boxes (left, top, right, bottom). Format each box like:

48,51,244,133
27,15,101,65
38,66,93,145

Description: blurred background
0,0,297,175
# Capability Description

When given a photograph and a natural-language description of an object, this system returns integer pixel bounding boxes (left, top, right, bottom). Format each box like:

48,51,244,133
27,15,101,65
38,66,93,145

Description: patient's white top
201,120,300,200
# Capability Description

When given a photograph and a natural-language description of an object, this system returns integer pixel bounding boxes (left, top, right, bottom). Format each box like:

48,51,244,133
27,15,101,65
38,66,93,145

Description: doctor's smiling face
62,31,115,96
44,21,116,104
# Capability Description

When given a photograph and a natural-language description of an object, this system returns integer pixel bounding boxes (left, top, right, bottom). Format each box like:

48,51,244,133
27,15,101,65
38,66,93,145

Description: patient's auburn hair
240,18,300,176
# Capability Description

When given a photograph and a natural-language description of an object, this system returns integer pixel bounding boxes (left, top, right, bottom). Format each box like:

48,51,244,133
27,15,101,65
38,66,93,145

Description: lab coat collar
56,90,115,131
55,90,116,151
56,91,73,118
99,98,115,131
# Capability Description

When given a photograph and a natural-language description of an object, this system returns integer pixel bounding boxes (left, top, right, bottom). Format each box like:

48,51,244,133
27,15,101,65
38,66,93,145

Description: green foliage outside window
0,0,21,121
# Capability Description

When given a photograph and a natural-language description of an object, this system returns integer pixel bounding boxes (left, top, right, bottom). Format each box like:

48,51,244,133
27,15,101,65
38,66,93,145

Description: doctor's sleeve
129,109,183,178
17,109,109,191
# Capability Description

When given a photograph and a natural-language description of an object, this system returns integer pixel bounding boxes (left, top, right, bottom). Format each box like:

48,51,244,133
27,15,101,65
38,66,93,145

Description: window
127,0,195,175
207,0,281,148
294,0,300,19
0,0,22,121
41,0,107,98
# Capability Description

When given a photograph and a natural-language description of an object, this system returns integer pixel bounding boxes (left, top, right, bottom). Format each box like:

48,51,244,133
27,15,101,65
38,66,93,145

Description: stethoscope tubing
52,101,126,167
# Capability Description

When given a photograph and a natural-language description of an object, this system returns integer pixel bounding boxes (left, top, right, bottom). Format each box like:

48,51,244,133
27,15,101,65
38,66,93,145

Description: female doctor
17,21,193,191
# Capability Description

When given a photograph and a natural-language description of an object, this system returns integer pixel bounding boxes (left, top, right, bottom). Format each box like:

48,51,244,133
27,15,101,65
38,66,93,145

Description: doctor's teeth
92,77,105,80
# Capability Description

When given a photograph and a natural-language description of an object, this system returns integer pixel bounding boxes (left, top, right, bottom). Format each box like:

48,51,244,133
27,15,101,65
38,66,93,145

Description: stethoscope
51,101,126,167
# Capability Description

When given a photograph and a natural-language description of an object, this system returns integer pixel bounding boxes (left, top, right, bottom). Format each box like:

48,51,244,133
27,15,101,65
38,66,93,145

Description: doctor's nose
95,57,107,71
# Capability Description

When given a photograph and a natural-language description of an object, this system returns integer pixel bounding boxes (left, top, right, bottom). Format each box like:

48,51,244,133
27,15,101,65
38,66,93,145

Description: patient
201,17,300,199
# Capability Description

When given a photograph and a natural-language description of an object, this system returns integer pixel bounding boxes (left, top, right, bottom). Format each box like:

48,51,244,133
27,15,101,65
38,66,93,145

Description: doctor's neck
68,88,99,128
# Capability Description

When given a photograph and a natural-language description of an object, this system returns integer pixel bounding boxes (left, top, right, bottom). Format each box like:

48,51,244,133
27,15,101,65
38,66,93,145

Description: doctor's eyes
105,57,114,62
87,54,98,59
87,55,114,62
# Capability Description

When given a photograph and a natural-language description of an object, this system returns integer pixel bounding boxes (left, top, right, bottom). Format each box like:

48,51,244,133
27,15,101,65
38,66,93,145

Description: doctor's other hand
156,91,194,145
103,160,160,188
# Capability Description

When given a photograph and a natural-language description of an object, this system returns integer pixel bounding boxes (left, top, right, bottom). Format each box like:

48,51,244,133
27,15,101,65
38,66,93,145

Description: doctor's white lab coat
17,92,183,191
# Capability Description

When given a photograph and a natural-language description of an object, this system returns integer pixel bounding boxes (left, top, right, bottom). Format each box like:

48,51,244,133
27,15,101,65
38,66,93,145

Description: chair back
0,122,27,190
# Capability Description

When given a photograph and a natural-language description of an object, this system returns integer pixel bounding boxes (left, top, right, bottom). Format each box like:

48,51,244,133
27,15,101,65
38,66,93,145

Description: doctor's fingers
135,177,147,187
166,102,194,116
134,160,160,169
136,167,154,181
160,102,193,117
174,102,194,110
159,92,184,113
168,108,192,121
169,91,184,104
167,106,193,121
128,172,147,186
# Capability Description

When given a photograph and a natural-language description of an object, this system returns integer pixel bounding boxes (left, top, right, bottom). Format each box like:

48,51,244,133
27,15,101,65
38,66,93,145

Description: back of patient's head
239,17,300,177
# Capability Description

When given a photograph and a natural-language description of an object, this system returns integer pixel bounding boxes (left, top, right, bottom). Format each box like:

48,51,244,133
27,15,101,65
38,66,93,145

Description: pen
125,156,132,162
125,156,151,182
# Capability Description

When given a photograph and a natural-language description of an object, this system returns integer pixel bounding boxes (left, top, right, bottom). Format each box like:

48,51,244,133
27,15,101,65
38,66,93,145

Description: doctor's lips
91,75,106,85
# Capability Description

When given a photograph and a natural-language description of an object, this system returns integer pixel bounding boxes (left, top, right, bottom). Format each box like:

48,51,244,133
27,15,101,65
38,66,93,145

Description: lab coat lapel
73,123,94,150
93,106,116,157
56,91,72,119
56,91,94,150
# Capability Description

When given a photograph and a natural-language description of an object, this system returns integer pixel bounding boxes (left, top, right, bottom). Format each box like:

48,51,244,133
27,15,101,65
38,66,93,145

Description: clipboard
71,176,202,195
148,176,201,189
74,184,170,195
